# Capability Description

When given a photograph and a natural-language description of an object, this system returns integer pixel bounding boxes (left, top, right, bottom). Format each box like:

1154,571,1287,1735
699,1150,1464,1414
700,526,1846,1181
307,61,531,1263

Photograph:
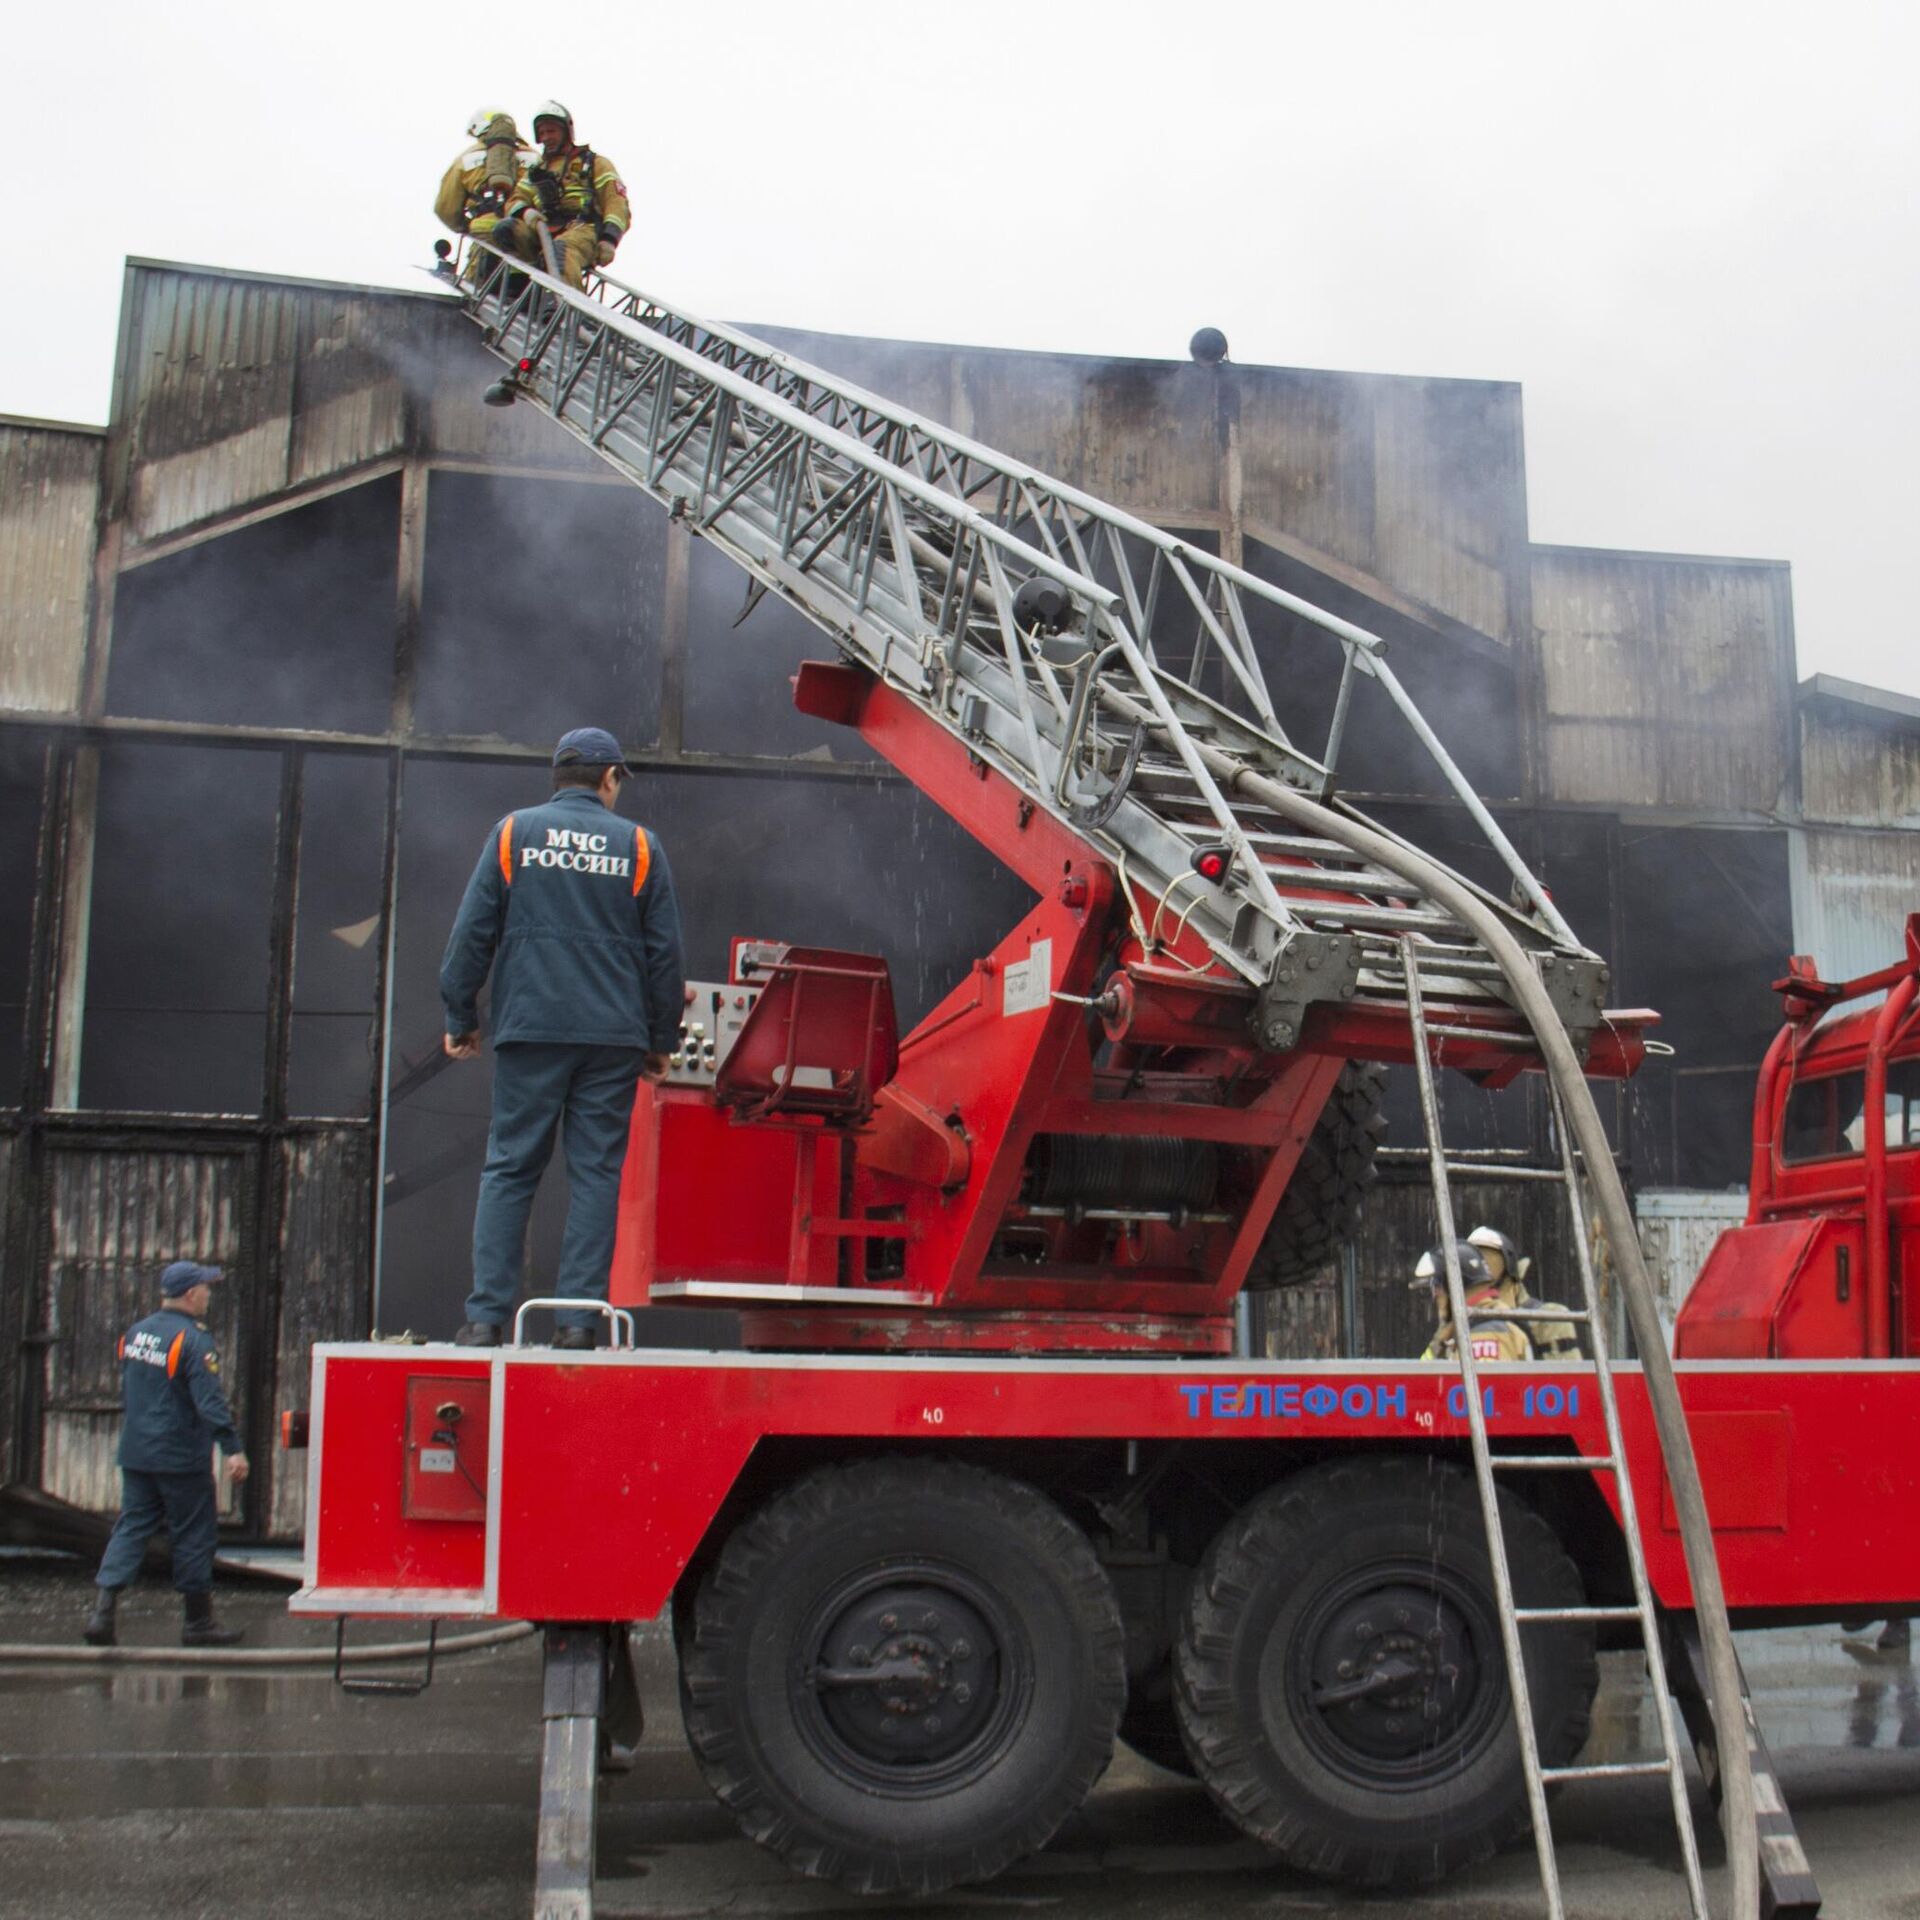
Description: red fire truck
289,247,1920,1919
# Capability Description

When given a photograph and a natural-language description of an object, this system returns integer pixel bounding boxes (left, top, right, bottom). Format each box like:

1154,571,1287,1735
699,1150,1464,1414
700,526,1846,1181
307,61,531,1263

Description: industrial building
2,256,1916,1539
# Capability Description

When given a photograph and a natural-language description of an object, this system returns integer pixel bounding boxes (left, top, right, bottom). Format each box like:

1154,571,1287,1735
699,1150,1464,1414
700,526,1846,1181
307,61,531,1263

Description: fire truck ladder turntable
447,242,1761,1919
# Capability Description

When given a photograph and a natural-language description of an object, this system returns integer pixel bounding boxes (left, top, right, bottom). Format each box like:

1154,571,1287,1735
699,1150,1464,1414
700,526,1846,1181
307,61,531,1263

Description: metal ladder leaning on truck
292,235,1773,1920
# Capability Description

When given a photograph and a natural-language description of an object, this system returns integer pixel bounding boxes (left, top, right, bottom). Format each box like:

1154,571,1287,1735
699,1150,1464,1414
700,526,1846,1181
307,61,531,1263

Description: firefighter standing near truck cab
81,1262,250,1648
442,729,684,1350
435,108,531,262
490,101,629,289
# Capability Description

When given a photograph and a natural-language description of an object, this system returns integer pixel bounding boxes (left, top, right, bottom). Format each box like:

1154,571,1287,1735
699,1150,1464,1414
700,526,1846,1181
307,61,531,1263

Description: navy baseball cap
161,1261,222,1296
552,727,631,771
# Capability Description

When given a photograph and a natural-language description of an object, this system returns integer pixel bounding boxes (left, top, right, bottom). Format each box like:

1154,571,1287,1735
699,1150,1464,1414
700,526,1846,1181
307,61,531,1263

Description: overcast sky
9,1,1916,695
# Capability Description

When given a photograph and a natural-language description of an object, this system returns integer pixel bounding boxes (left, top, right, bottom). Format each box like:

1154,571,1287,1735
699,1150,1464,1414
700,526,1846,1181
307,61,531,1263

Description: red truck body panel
292,1345,1920,1625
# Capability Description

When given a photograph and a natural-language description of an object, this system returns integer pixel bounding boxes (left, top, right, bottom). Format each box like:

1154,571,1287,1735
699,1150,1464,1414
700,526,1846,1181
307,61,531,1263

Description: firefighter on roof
435,108,531,260
491,100,630,290
441,729,684,1350
82,1262,250,1648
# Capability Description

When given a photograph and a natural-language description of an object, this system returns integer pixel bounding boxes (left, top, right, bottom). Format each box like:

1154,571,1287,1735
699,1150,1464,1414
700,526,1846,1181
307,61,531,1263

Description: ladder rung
1513,1605,1644,1624
1468,1304,1592,1324
1442,1161,1573,1183
1489,1454,1617,1472
1540,1759,1674,1783
1420,1021,1536,1048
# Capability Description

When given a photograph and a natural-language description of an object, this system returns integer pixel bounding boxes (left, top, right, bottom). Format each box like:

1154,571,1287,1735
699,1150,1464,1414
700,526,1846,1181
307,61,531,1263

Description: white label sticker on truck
1002,938,1052,1016
417,1448,456,1475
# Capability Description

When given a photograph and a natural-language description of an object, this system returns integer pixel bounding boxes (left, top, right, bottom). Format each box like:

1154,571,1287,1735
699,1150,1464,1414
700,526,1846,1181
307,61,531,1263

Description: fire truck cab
1677,915,1920,1361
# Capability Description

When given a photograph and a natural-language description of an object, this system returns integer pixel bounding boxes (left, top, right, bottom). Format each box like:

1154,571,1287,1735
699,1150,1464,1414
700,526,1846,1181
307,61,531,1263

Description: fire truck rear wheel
1246,1062,1387,1289
1174,1455,1597,1888
680,1457,1128,1895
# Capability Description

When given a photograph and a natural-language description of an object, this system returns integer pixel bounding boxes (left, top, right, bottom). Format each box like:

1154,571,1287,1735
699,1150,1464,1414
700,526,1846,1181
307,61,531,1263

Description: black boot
453,1321,502,1347
181,1590,243,1647
82,1586,119,1648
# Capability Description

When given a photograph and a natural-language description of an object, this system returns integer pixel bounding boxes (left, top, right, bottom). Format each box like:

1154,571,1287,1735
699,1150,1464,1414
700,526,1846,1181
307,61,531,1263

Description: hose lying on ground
0,1620,535,1669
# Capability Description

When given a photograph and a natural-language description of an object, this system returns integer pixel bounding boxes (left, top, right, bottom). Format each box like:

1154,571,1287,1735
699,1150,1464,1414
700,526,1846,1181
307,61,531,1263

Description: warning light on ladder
1191,845,1233,884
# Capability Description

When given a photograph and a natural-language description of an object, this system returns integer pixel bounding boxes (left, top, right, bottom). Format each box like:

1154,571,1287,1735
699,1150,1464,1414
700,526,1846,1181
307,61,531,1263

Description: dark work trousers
95,1467,220,1593
466,1043,643,1332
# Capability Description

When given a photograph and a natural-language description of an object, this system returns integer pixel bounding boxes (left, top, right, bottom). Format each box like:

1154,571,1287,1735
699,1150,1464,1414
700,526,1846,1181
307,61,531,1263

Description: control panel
665,978,762,1085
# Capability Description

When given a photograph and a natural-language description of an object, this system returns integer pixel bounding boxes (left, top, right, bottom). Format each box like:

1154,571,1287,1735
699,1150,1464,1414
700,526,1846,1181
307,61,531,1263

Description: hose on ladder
1105,691,1760,1920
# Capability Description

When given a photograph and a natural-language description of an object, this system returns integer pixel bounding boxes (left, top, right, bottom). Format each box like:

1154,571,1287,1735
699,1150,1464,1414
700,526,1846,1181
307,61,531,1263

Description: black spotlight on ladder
482,376,518,408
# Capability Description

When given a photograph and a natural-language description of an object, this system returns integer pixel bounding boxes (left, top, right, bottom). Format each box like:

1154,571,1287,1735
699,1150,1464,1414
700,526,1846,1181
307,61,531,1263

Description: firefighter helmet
1466,1224,1530,1283
467,106,512,140
531,99,574,130
1412,1241,1493,1293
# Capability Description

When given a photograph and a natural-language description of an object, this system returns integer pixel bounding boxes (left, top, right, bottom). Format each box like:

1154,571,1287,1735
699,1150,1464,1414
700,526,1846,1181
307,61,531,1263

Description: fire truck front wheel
1174,1455,1597,1888
680,1457,1129,1895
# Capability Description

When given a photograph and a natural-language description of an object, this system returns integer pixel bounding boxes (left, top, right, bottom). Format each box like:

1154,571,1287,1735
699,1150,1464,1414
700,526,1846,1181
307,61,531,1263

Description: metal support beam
535,1623,610,1920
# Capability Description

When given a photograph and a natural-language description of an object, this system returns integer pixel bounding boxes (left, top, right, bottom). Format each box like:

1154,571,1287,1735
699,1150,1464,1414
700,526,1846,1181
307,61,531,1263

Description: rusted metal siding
1801,711,1920,829
1532,546,1795,813
0,420,101,714
1789,828,1920,986
268,1129,372,1538
39,1146,249,1517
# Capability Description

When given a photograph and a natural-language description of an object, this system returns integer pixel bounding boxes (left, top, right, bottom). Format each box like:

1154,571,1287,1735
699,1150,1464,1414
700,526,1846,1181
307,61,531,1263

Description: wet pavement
4,1558,1920,1918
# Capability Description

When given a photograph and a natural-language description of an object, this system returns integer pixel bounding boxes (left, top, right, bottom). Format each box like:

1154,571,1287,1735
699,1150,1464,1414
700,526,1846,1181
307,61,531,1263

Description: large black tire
1246,1062,1387,1289
680,1458,1127,1895
1174,1455,1597,1889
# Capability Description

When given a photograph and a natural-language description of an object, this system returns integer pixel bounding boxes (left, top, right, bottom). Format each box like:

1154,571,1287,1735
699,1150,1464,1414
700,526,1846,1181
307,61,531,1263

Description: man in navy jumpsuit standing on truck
82,1261,250,1647
442,728,685,1350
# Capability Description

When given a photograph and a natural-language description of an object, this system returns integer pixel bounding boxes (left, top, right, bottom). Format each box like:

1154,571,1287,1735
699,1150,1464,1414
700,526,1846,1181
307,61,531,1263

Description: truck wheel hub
1285,1566,1501,1784
806,1580,998,1767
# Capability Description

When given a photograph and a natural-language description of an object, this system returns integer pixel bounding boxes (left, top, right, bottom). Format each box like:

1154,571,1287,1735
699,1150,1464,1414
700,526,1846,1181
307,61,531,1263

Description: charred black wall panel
107,478,401,735
79,743,280,1116
415,472,666,748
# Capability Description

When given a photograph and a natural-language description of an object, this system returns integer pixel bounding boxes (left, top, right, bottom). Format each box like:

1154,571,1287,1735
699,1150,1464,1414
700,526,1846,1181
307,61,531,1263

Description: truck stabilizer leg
536,1623,611,1920
1667,1617,1821,1919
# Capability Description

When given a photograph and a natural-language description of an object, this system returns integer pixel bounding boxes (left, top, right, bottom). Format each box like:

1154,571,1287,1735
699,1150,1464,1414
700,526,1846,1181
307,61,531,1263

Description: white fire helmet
467,106,512,140
1466,1224,1527,1282
531,100,574,131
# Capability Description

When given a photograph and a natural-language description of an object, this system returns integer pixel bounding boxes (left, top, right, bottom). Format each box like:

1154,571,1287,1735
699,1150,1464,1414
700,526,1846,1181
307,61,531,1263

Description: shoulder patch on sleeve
498,814,515,885
201,1346,220,1376
631,825,651,895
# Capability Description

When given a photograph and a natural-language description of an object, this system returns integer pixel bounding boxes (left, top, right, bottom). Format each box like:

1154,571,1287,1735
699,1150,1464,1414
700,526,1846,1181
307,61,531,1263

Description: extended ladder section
455,248,1616,1060
447,244,1759,1918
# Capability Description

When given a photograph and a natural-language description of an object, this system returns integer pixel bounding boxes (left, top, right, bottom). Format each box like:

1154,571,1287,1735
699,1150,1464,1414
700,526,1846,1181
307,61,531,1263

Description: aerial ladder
436,239,1760,1918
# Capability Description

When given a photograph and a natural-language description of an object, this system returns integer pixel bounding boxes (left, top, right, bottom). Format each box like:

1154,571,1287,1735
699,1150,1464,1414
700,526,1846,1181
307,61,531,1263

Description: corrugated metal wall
268,1130,372,1539
38,1144,251,1517
1531,546,1796,814
1790,828,1920,985
758,326,1529,650
1801,708,1920,831
0,421,100,713
116,264,599,556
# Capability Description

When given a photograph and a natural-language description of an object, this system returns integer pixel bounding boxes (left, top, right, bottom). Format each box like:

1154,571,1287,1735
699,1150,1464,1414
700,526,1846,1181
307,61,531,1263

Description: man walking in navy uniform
442,728,685,1349
83,1261,250,1647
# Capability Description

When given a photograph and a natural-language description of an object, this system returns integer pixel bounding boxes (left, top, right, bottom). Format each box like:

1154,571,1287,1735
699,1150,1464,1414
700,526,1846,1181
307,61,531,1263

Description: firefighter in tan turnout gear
435,108,530,256
1415,1229,1582,1363
492,100,630,289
